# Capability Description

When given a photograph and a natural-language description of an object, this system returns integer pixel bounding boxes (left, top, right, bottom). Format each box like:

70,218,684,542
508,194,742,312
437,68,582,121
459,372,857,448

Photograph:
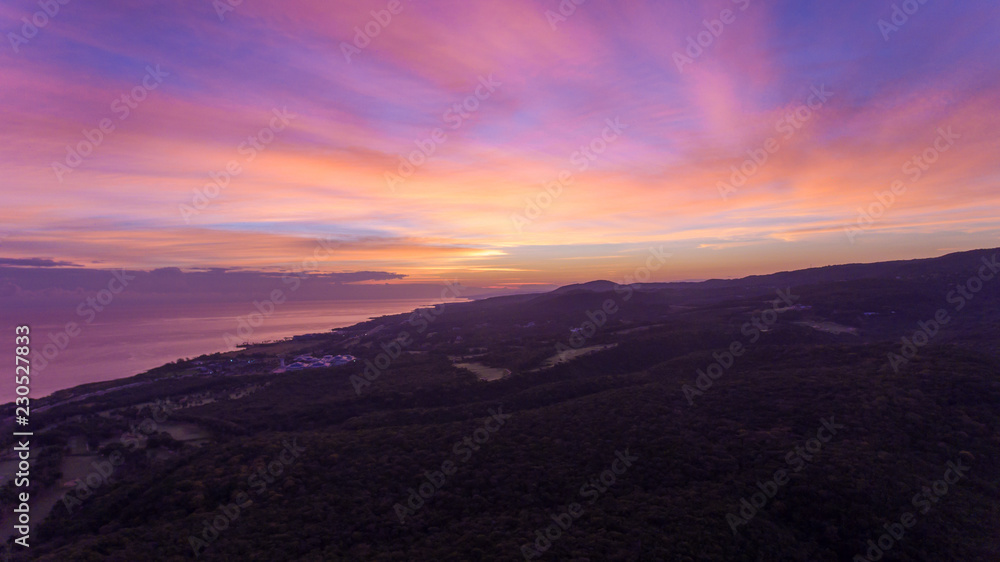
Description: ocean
1,298,456,403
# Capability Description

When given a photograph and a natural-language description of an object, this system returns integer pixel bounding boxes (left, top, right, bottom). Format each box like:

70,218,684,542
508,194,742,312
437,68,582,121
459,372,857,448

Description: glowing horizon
2,0,999,288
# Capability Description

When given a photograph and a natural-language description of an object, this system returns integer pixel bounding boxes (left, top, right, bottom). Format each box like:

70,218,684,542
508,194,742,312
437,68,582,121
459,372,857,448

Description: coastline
0,297,467,407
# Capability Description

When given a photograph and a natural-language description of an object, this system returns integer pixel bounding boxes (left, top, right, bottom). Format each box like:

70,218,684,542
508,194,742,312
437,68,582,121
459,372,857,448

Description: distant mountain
633,247,1000,291
550,280,623,294
468,247,999,314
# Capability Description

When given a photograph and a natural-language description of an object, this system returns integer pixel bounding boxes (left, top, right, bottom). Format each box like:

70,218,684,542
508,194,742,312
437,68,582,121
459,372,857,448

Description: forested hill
3,248,999,561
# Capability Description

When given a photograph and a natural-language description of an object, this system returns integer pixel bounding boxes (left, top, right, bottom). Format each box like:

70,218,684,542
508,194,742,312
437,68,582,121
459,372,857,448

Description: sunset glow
2,0,998,286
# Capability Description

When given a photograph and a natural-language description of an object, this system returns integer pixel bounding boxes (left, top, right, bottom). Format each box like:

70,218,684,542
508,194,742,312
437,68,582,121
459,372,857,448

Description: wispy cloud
0,257,80,267
1,0,998,284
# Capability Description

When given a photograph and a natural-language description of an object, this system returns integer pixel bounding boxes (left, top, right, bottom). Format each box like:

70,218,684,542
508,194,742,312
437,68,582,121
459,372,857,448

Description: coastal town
271,354,357,373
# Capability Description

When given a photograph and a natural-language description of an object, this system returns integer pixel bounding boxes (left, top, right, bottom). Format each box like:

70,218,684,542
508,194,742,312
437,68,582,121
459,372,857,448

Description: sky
2,0,999,290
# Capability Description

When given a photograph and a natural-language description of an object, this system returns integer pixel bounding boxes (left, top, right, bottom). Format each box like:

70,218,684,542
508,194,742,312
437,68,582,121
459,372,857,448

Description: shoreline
1,297,471,409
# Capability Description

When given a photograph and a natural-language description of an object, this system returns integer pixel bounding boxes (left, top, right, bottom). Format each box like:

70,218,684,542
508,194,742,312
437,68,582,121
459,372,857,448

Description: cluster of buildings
191,358,260,376
272,354,356,373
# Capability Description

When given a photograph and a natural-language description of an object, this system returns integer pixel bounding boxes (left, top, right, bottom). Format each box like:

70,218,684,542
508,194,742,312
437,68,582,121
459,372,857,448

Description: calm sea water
1,298,455,403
